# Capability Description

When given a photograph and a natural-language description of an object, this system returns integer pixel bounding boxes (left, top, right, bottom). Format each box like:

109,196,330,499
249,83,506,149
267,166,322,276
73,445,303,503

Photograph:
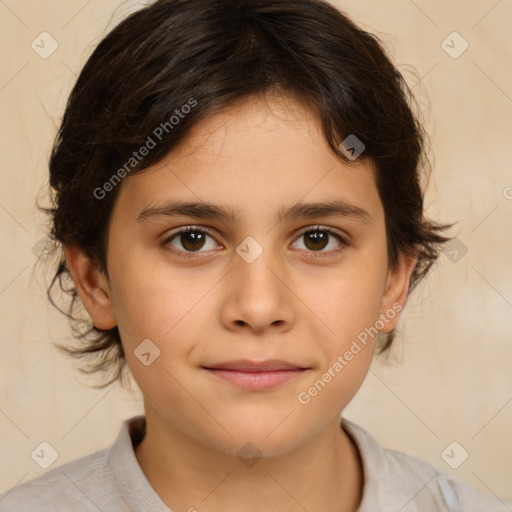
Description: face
67,94,415,456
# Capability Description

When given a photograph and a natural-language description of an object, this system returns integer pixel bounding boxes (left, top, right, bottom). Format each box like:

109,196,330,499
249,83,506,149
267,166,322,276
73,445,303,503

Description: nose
219,245,296,334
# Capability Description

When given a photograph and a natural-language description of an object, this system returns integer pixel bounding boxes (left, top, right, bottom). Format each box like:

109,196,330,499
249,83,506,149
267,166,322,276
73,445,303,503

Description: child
0,0,506,510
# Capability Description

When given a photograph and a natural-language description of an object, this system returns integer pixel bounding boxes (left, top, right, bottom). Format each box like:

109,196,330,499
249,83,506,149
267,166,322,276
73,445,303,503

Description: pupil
178,230,329,252
305,231,328,251
181,231,205,251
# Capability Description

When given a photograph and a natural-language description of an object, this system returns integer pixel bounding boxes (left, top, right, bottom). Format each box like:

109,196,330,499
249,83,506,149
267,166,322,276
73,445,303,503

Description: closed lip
202,359,308,372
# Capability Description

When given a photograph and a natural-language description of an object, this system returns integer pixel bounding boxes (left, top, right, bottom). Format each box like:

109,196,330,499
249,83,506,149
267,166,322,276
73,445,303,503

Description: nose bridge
220,233,295,331
234,233,282,291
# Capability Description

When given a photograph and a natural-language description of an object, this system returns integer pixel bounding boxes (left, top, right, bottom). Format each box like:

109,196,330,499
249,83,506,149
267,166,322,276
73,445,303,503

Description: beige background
1,0,511,504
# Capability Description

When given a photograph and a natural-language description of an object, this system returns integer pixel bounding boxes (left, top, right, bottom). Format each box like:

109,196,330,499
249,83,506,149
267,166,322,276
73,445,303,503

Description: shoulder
0,448,112,512
341,418,507,511
382,448,504,511
0,415,154,512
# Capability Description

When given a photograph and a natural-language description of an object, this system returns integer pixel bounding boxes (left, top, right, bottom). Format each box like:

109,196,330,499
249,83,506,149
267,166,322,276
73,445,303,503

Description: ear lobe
379,249,419,334
64,244,117,330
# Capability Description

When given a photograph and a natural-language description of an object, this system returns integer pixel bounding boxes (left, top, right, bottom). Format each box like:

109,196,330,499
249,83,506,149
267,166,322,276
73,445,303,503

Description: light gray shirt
0,415,507,511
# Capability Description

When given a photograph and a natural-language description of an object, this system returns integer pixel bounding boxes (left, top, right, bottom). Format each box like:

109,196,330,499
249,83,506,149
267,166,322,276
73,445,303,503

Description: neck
134,407,363,512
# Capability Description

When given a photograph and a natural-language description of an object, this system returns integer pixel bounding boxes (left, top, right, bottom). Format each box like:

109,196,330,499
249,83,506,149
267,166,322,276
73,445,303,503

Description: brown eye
303,230,330,251
179,230,207,251
163,227,218,253
292,226,346,255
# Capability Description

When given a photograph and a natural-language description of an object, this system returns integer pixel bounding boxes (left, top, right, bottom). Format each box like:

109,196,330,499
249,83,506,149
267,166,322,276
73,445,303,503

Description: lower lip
205,369,307,391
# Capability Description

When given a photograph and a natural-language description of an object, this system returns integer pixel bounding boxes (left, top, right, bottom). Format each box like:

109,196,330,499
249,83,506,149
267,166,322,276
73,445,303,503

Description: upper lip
203,359,307,372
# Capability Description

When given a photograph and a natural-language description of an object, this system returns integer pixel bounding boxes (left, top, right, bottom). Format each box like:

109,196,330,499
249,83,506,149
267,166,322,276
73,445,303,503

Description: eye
291,225,347,256
162,226,220,256
161,224,347,258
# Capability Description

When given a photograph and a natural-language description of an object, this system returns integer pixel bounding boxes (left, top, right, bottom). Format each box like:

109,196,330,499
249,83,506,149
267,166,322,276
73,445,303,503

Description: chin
207,412,315,458
209,431,305,460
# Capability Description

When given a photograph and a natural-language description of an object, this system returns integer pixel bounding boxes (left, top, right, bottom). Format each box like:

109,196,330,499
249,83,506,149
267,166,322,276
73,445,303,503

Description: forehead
113,94,383,225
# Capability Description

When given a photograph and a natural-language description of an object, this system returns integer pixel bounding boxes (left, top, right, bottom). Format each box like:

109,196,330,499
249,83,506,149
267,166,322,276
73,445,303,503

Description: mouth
202,359,310,391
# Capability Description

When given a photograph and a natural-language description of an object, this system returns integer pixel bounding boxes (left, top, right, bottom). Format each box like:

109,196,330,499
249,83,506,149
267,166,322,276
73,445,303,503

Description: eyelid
161,224,348,257
291,224,348,257
162,225,221,246
160,225,221,258
163,224,347,241
295,224,347,241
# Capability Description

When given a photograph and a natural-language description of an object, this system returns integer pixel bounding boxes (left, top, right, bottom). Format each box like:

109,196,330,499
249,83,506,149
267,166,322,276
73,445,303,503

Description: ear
64,244,117,330
379,248,419,333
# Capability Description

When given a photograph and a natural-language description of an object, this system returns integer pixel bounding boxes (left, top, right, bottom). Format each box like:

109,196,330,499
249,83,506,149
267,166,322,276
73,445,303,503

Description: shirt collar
108,414,444,512
340,416,443,512
107,415,171,511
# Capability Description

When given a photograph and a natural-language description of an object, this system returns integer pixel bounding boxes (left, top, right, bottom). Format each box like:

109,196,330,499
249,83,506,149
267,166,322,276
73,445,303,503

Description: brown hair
38,0,453,388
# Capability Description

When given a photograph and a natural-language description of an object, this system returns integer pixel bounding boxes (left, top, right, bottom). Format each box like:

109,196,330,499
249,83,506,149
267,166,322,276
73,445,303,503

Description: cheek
305,259,388,343
116,280,205,416
107,243,205,342
108,252,224,396
293,265,386,415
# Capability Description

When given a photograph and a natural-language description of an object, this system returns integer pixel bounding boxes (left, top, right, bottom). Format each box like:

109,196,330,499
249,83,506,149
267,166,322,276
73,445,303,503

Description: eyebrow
135,199,372,224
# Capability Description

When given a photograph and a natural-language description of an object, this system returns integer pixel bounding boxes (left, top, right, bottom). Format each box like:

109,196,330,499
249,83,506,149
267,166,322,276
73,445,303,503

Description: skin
65,94,417,512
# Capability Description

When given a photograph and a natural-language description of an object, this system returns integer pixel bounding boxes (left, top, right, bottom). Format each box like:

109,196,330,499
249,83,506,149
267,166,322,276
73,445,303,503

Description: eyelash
161,225,348,259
